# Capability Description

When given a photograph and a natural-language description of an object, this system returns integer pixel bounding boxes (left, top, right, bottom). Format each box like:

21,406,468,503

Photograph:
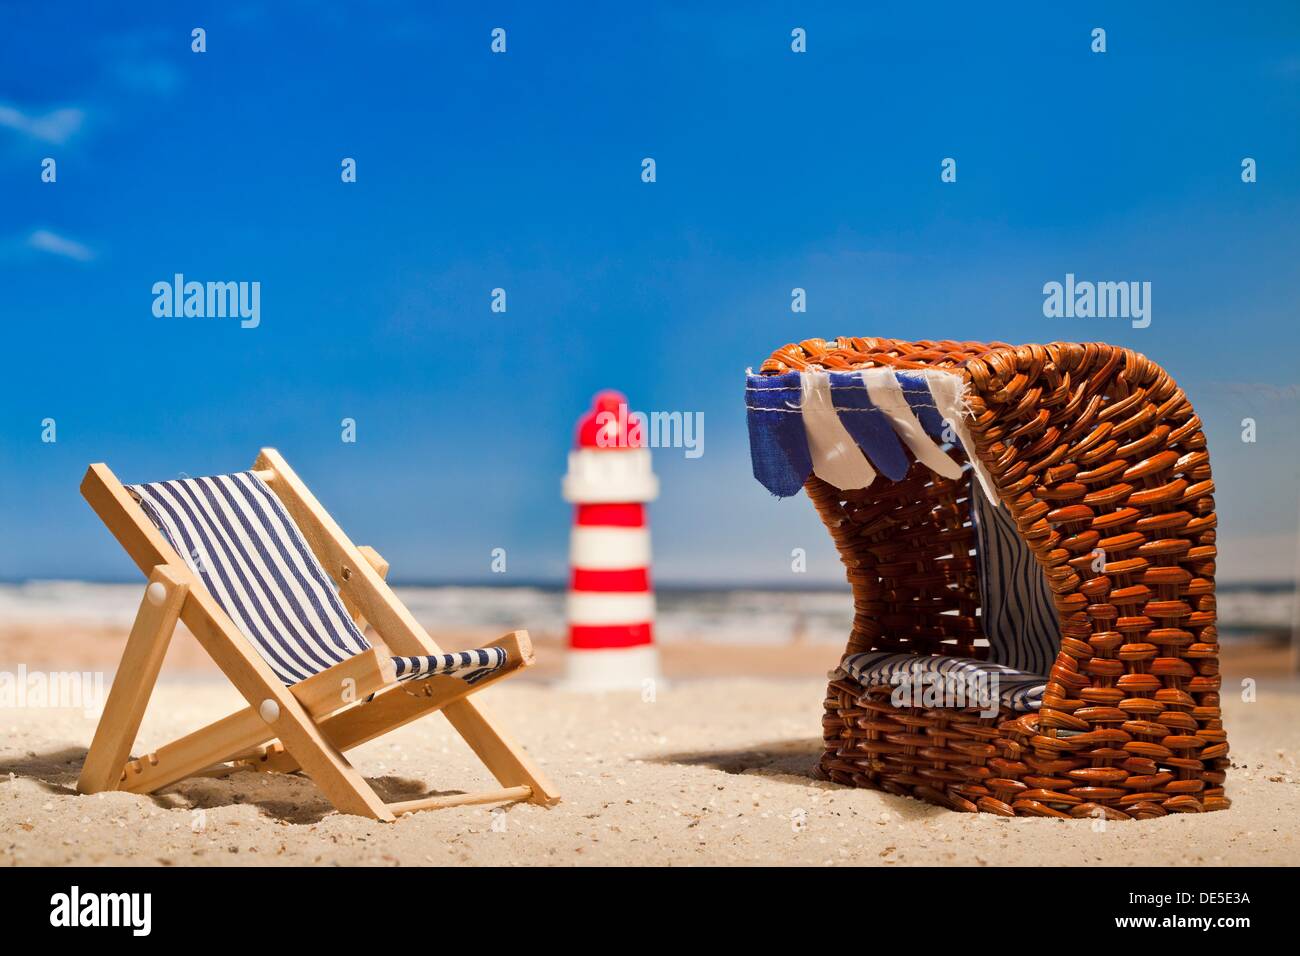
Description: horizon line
2,576,1296,593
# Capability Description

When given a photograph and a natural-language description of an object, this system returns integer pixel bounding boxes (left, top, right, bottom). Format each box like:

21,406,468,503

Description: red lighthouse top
576,390,644,450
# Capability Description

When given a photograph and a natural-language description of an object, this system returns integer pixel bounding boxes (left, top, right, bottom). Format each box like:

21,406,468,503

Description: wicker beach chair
747,339,1228,819
77,448,558,820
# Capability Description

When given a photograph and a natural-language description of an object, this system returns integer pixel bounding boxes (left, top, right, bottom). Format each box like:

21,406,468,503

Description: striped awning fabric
745,367,999,501
128,471,506,687
835,652,1045,712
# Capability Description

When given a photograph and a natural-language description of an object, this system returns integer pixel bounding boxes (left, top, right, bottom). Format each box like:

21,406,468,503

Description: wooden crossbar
388,786,533,816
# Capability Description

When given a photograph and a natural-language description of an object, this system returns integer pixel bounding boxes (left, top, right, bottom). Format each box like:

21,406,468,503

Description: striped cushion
836,651,1045,712
129,471,507,687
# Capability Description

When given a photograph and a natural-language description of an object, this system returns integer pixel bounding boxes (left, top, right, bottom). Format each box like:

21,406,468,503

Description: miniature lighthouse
561,391,661,691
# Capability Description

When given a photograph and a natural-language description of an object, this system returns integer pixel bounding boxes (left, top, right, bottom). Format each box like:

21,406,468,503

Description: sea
0,580,1294,645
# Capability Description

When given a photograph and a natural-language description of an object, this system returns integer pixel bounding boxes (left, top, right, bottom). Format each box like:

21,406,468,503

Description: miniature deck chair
76,448,558,820
747,339,1229,820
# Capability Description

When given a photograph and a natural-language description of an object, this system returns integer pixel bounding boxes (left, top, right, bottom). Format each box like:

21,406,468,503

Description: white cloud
26,229,95,262
0,104,86,145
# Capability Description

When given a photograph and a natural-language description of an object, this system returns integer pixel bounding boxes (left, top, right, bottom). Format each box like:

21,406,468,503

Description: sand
3,659,1299,866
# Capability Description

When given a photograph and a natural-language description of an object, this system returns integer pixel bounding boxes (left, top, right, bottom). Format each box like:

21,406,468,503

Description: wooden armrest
496,630,535,668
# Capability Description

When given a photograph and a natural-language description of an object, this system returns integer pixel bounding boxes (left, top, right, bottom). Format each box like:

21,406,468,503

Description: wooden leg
78,566,189,794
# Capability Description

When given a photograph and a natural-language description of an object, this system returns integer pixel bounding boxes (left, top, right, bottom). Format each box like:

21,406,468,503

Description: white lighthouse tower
561,391,661,691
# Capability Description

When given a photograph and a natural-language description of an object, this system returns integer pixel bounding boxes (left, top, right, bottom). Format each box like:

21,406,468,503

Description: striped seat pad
835,652,1045,712
129,471,507,687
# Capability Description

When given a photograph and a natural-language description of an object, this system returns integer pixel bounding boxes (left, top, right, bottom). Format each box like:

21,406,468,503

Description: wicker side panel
961,343,1227,815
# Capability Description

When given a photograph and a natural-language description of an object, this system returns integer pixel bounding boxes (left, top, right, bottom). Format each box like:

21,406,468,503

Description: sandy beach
3,626,1297,867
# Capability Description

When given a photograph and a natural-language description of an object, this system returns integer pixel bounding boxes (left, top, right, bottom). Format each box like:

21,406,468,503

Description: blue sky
2,1,1298,584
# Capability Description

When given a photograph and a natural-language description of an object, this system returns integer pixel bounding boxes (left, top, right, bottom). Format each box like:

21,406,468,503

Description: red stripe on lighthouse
576,503,646,527
569,622,654,649
571,568,650,592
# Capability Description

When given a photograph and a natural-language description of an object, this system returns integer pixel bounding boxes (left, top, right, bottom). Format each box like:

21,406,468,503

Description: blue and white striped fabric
836,651,1045,712
970,475,1059,676
745,367,998,502
392,648,507,684
128,472,508,688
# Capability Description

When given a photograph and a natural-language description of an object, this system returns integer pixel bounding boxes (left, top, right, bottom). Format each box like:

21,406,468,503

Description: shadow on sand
649,737,825,782
648,737,956,821
0,747,490,825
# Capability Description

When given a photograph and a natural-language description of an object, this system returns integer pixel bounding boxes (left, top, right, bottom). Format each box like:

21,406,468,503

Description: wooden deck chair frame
76,448,559,821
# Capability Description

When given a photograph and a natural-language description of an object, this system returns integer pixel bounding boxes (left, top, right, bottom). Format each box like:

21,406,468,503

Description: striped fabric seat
128,471,506,687
836,651,1045,712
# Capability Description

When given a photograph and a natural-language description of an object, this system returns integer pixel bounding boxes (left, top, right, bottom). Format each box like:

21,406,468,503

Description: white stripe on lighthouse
562,448,660,503
567,592,657,626
569,527,651,569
